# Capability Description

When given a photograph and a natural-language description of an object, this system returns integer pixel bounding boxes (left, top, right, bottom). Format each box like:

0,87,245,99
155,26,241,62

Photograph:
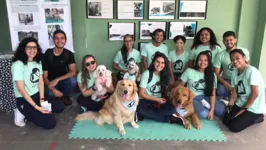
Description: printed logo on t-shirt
173,60,183,71
30,68,40,83
236,80,246,95
228,63,234,71
127,99,136,108
192,79,205,91
150,81,161,94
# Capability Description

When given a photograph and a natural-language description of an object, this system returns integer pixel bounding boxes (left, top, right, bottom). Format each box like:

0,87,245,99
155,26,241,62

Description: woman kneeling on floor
12,37,65,129
223,49,265,132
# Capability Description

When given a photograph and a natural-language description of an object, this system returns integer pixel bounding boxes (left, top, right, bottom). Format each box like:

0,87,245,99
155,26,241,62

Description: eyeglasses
85,61,96,66
25,46,37,50
124,40,133,43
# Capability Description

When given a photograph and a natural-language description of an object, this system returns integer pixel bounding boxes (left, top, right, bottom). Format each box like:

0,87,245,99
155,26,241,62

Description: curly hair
81,54,96,87
191,27,221,50
148,51,171,97
194,51,214,96
120,34,134,65
12,37,42,65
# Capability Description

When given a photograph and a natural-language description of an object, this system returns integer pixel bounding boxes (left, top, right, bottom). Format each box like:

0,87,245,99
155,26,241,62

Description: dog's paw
194,123,201,130
131,122,139,129
119,129,126,135
184,123,191,129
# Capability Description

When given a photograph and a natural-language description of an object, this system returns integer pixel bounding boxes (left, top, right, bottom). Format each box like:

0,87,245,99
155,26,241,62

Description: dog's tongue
123,94,128,100
177,104,183,109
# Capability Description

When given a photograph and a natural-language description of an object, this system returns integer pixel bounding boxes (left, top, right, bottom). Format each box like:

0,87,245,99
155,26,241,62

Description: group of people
11,27,265,133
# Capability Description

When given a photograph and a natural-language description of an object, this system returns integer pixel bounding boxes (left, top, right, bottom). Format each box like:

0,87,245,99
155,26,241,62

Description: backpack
147,69,153,84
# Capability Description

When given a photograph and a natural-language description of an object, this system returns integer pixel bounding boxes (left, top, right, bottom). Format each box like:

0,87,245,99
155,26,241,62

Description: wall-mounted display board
139,21,167,40
6,0,74,52
168,21,197,39
148,0,176,19
87,0,113,19
108,23,135,41
117,0,144,20
178,0,207,20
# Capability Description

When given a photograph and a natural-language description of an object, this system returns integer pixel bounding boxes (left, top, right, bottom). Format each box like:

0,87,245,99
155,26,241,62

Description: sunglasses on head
85,61,96,66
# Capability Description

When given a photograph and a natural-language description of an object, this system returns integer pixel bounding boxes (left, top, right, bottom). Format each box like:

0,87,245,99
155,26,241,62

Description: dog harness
175,108,188,117
122,96,137,111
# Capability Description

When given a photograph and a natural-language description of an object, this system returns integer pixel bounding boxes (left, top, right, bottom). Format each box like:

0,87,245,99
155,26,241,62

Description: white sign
108,23,135,41
6,0,74,52
178,0,207,19
117,0,144,20
169,22,197,39
149,0,176,19
140,22,167,40
87,0,113,19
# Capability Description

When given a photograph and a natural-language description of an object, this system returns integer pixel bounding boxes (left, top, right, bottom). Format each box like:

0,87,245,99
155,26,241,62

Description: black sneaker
169,115,185,125
134,112,144,123
254,115,264,124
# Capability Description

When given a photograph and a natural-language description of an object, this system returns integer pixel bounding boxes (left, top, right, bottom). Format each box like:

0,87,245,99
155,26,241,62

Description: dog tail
75,111,98,120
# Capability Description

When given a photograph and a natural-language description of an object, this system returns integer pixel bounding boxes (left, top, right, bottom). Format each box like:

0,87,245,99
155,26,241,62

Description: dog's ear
188,88,195,103
105,69,112,77
132,81,138,96
115,80,121,93
93,69,98,78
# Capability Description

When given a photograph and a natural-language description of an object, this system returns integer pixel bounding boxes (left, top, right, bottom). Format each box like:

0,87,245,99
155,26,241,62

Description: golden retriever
75,80,139,135
168,85,200,129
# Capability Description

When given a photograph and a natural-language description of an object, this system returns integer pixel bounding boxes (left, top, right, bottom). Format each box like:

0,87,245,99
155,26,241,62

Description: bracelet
40,98,45,101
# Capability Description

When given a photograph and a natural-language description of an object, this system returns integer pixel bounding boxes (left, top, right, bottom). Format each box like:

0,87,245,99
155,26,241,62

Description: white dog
123,58,140,82
92,65,112,101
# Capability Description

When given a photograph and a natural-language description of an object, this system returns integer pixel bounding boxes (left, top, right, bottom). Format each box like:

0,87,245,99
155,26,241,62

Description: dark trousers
46,77,78,97
77,94,111,112
137,99,176,122
223,104,264,132
16,92,65,129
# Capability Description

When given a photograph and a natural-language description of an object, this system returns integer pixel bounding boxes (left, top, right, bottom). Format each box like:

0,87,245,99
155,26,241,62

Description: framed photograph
139,22,167,40
86,0,113,19
138,42,148,52
108,23,135,41
148,0,176,19
168,21,197,39
117,0,144,20
178,0,208,20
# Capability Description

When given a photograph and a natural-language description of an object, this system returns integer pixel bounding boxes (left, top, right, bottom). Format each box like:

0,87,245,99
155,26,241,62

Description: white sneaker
220,98,229,106
14,108,26,127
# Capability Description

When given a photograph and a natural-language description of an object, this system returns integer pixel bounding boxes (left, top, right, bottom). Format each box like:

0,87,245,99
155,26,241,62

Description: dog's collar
122,95,137,111
175,107,188,117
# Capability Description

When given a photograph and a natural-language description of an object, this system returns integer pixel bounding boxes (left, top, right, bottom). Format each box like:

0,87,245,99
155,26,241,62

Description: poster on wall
178,0,207,20
117,0,144,20
168,21,197,39
108,23,135,41
140,22,167,40
148,0,176,19
87,0,113,19
6,0,74,52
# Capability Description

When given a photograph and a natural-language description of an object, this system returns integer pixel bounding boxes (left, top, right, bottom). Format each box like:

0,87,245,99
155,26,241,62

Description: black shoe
254,115,264,124
134,112,144,123
169,115,184,125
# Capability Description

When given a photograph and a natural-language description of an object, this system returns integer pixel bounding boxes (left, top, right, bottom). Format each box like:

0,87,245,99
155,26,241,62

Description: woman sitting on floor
223,49,265,132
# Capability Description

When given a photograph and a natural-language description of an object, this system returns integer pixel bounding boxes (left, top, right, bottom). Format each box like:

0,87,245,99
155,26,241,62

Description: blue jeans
216,79,231,98
45,77,78,97
137,99,176,122
193,95,226,119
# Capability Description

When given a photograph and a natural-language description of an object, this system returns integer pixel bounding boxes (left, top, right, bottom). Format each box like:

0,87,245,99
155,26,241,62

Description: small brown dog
75,80,139,135
168,85,201,129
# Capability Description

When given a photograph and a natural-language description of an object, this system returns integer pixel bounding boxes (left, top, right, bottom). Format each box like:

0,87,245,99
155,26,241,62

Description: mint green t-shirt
11,61,43,98
169,50,189,73
139,70,161,98
189,44,222,63
213,47,250,80
231,65,266,114
141,42,169,67
181,68,217,96
77,71,95,89
113,49,141,70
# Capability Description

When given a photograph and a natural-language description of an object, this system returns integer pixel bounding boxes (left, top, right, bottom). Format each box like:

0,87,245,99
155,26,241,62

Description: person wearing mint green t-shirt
141,29,174,84
180,51,226,119
223,49,265,133
137,52,183,124
169,35,189,80
188,27,222,67
113,34,141,80
214,31,250,99
11,37,64,129
78,55,114,113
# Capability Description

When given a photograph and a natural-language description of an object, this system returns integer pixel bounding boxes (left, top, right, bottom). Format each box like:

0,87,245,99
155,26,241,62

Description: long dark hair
81,54,96,87
12,37,42,64
148,52,170,97
194,51,214,96
191,27,221,50
121,34,134,65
